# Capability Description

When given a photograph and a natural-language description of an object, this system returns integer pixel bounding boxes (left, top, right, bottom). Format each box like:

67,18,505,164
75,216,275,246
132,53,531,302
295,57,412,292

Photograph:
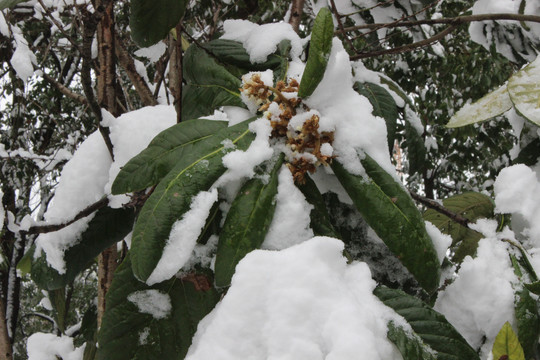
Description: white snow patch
146,189,218,285
11,32,37,84
34,132,112,273
222,20,303,63
435,225,518,355
263,167,314,250
134,42,167,62
186,237,404,360
128,289,172,319
27,333,85,360
425,221,451,264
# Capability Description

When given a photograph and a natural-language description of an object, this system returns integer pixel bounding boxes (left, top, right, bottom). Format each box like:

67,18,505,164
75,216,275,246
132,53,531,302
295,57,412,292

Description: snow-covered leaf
374,286,480,360
354,82,398,155
111,120,228,194
492,322,526,360
31,207,135,291
297,174,340,238
130,120,255,282
386,321,436,360
332,155,440,293
423,192,494,263
202,39,282,71
298,8,333,98
508,57,540,126
97,256,220,360
446,83,512,128
214,156,283,287
130,0,186,47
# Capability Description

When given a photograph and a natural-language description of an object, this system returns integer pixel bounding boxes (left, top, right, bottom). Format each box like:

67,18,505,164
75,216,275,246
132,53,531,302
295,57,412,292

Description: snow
305,39,394,177
11,31,37,84
146,189,218,285
262,167,314,250
127,289,172,319
425,221,451,264
27,333,85,360
218,117,274,185
435,219,518,356
186,237,404,360
493,164,540,247
221,20,303,63
134,42,167,62
34,132,112,274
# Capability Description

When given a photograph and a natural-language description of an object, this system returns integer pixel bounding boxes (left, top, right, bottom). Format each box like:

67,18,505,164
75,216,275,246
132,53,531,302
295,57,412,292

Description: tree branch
288,0,305,33
350,24,457,60
409,191,470,228
22,197,109,235
114,32,157,107
329,0,357,53
42,73,88,106
337,13,540,34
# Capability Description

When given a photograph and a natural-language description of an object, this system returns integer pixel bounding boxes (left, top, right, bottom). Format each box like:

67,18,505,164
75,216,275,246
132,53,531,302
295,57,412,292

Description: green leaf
31,207,135,291
214,156,283,287
374,286,480,360
130,0,186,47
183,44,242,94
297,174,340,238
492,322,526,360
514,287,540,359
112,120,228,194
404,119,426,176
514,138,540,166
182,84,245,120
508,57,540,127
202,39,282,71
387,321,437,360
423,192,494,263
332,156,440,292
97,256,220,360
524,281,540,295
130,120,255,282
446,83,512,128
0,0,27,10
275,40,292,82
354,82,398,155
298,7,334,98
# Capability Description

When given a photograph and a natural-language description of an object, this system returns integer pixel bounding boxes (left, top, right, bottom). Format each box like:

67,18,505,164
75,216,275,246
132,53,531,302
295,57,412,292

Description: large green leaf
97,256,220,360
332,156,440,292
31,207,135,291
510,255,540,360
202,39,282,71
446,83,512,128
183,44,242,94
0,0,27,10
492,322,526,360
112,120,228,194
130,120,255,282
130,0,186,47
354,82,398,155
297,174,340,238
298,7,334,98
387,321,437,360
374,286,480,360
214,156,283,287
423,192,494,263
404,117,426,176
508,57,540,127
182,84,245,120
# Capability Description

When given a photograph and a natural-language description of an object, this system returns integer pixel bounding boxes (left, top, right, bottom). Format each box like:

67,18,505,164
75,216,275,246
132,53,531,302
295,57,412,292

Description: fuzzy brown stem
289,0,305,33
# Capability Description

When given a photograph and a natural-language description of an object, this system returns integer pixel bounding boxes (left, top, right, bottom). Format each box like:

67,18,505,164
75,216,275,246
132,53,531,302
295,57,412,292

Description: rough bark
0,297,12,360
169,23,184,123
288,0,305,33
97,246,118,328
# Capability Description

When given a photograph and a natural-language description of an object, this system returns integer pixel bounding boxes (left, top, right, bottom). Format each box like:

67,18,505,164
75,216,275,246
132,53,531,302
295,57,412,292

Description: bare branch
337,13,540,34
23,197,109,235
409,191,470,228
350,24,457,60
329,0,357,53
288,0,305,33
42,73,88,105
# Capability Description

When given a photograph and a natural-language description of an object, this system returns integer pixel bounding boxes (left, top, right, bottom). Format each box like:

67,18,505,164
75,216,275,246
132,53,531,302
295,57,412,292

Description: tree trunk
289,0,305,33
169,23,184,123
97,246,118,327
0,297,12,360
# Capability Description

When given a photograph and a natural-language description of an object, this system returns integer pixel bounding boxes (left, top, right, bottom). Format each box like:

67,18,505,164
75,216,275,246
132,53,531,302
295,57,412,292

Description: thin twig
42,73,88,105
22,197,109,235
329,0,357,53
350,24,457,59
409,191,470,228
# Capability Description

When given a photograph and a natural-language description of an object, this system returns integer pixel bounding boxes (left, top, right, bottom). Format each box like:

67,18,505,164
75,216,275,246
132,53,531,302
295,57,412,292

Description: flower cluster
240,72,335,183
